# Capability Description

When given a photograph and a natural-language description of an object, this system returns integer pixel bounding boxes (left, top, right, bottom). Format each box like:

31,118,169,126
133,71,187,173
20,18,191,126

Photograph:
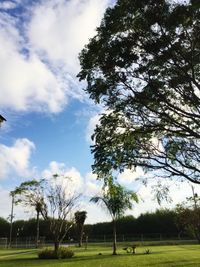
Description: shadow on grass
2,255,199,267
0,250,37,258
0,252,157,264
2,246,200,266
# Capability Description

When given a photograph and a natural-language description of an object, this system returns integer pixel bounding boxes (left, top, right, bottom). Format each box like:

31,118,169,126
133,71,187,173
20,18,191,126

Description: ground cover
0,244,200,267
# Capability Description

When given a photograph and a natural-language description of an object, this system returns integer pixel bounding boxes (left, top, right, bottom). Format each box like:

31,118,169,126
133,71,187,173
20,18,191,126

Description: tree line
0,208,195,240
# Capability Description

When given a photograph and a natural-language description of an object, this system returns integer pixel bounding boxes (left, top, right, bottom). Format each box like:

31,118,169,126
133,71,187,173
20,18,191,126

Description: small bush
38,248,57,259
38,247,74,259
144,248,151,254
57,247,74,259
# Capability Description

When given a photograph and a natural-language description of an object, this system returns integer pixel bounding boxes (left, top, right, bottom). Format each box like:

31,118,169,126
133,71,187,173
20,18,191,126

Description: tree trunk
54,240,60,254
36,211,40,248
112,219,117,255
79,226,83,247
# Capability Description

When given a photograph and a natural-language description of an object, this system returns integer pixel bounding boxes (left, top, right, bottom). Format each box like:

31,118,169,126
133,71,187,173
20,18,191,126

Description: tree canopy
91,179,138,221
78,0,200,184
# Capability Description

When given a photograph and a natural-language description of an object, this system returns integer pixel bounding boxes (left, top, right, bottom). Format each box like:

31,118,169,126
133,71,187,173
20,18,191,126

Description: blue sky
0,0,196,224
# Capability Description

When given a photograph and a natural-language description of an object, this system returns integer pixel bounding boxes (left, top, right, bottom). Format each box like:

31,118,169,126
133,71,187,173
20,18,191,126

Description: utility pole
9,192,15,248
191,185,198,210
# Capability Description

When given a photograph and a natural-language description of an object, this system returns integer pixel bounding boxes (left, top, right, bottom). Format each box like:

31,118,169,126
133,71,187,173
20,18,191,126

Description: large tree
78,0,200,185
90,178,138,255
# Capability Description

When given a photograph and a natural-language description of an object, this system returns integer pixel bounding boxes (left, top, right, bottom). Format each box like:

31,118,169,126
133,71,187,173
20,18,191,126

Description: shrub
144,248,151,255
38,247,74,259
38,248,57,259
57,247,74,259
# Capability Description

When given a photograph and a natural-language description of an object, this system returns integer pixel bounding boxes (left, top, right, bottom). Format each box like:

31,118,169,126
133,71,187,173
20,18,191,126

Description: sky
0,0,199,225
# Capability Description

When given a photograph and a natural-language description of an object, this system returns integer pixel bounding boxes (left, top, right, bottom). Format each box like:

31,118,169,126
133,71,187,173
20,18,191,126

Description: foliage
13,180,47,216
0,217,9,237
136,209,177,235
175,191,200,242
144,248,151,254
38,247,74,259
91,178,138,221
78,0,200,185
3,208,179,239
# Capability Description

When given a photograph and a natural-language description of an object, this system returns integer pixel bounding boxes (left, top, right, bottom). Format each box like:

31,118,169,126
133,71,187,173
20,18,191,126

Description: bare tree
14,175,80,253
45,176,81,252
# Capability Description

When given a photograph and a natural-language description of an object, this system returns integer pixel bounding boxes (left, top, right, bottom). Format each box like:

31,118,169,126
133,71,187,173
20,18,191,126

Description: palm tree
90,178,138,255
13,180,47,248
75,211,87,247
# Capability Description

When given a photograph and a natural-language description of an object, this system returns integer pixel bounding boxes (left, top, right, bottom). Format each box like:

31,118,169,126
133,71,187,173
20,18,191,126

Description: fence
0,236,45,248
0,238,8,248
84,233,195,244
0,233,196,248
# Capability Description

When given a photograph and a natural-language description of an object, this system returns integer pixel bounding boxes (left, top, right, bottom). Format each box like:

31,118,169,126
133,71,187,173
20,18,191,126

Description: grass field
1,244,200,267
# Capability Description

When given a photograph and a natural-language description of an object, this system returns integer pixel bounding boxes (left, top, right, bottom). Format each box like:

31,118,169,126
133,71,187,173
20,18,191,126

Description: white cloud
42,161,83,193
84,172,103,197
0,138,35,179
0,0,111,114
118,168,144,185
0,22,66,113
82,201,110,224
0,1,18,10
0,187,33,221
2,157,200,224
130,180,200,218
42,162,103,199
28,0,109,75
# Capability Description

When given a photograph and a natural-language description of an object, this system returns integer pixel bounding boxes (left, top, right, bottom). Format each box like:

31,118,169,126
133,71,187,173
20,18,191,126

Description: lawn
1,244,200,267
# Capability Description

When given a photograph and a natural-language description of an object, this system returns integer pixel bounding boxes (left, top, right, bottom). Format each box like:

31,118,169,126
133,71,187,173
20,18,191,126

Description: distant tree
75,211,87,247
0,217,9,238
13,180,47,248
78,0,200,186
136,209,177,235
175,187,200,242
90,177,138,255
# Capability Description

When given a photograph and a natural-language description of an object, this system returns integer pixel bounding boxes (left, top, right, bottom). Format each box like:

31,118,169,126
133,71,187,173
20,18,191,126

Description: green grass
1,244,200,267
